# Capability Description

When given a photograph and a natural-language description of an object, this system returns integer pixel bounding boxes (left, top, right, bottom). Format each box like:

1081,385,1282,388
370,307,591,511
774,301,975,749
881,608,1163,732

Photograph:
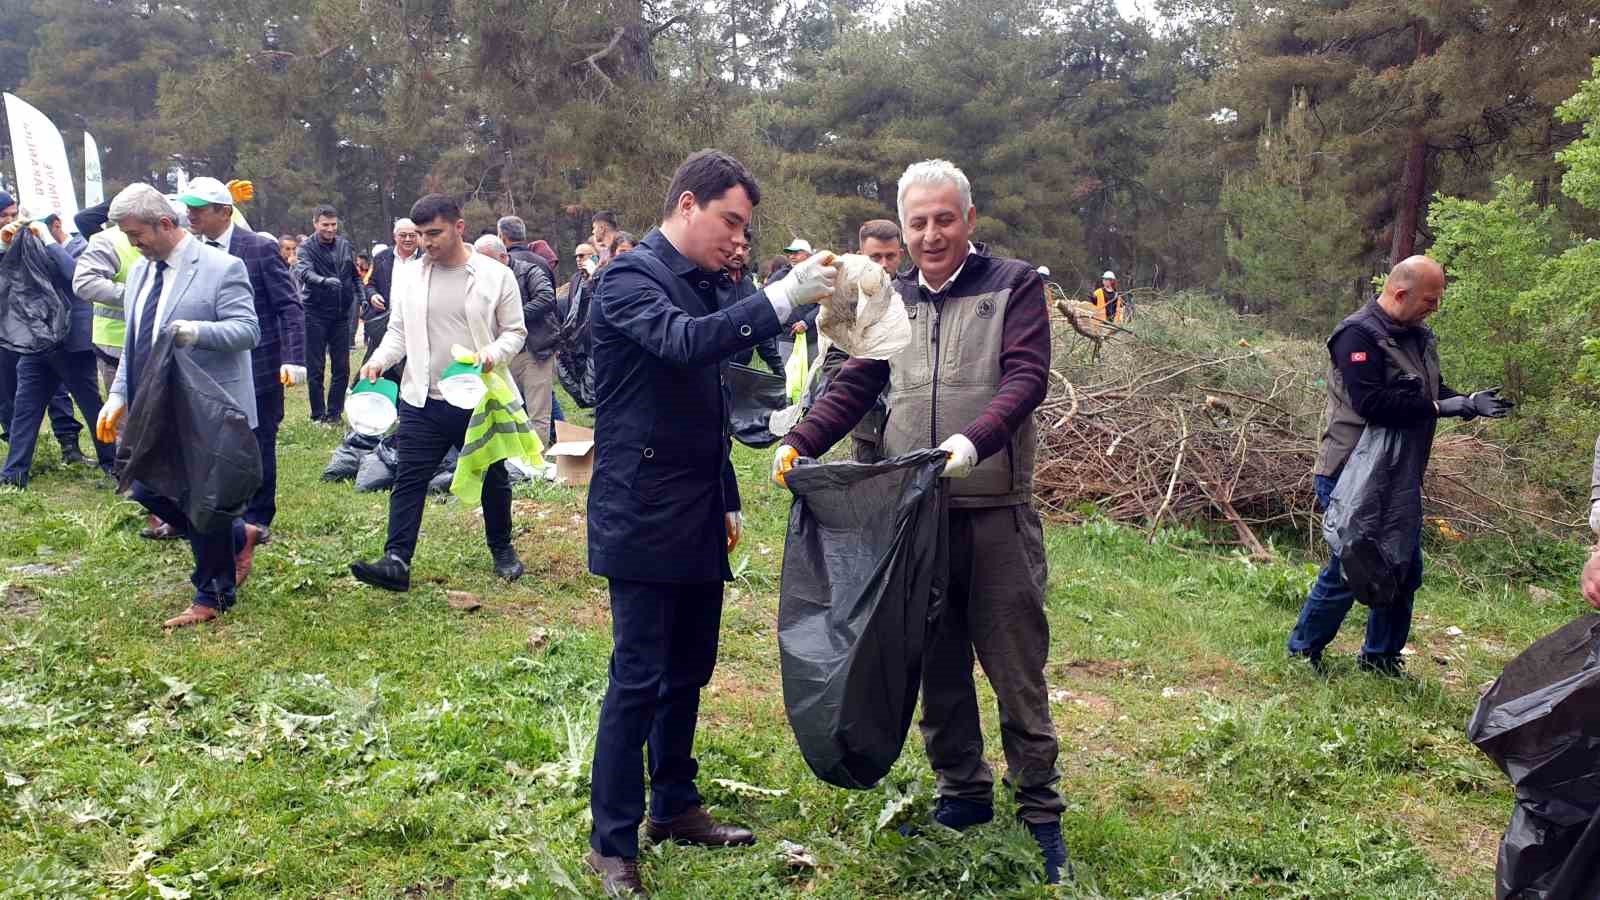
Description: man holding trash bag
349,194,528,593
583,149,839,898
95,183,262,629
773,159,1071,885
1288,255,1512,675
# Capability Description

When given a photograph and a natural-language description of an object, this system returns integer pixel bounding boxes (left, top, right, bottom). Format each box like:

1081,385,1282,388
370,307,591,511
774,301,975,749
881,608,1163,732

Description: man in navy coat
180,177,307,545
0,221,114,485
583,149,838,897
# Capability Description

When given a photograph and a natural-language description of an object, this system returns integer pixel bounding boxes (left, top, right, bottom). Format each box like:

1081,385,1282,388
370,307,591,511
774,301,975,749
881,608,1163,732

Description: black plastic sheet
724,362,786,448
0,229,69,354
778,449,948,789
1322,425,1427,607
116,331,262,534
1469,614,1600,900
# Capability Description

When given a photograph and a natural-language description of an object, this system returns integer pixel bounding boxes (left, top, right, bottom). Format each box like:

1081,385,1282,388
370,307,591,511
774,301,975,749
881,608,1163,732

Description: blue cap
0,192,13,211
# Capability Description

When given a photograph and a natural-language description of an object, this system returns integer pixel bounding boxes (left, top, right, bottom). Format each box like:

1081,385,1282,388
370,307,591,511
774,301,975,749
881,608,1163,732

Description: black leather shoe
60,447,88,466
644,805,755,847
584,851,648,897
1027,820,1075,885
491,546,525,582
351,554,410,592
1358,653,1414,680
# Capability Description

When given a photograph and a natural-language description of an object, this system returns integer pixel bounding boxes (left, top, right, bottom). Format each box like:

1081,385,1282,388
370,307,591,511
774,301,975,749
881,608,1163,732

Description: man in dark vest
773,159,1070,885
583,149,838,897
1288,255,1511,675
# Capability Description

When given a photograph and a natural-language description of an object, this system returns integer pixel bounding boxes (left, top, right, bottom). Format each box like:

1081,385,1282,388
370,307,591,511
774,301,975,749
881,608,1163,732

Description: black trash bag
725,362,786,448
1468,615,1600,900
555,283,595,407
0,228,70,354
354,437,398,492
116,331,262,534
1321,425,1427,607
322,431,382,482
778,449,948,789
427,447,459,495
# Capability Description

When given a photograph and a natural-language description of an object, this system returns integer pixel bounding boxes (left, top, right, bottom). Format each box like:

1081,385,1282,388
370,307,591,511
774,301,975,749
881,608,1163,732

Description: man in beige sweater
350,194,528,592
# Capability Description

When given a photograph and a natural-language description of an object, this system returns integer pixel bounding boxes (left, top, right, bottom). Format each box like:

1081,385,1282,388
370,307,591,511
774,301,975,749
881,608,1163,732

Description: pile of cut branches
1032,290,1575,555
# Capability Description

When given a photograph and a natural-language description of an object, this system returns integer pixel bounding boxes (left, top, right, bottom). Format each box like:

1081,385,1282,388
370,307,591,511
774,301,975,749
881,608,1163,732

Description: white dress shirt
204,222,235,254
127,232,193,340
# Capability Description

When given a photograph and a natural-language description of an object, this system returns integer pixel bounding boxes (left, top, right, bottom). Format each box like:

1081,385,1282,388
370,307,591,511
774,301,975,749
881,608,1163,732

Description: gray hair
109,183,178,227
496,215,526,242
473,234,507,256
896,159,973,224
392,217,416,236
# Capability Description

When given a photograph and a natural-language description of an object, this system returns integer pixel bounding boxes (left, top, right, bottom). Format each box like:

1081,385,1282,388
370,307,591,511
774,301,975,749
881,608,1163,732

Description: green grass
0,373,1583,898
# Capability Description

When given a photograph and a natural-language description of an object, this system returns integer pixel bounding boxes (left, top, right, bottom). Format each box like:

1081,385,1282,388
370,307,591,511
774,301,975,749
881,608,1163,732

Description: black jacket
586,228,785,583
510,256,559,359
509,243,557,287
293,234,362,318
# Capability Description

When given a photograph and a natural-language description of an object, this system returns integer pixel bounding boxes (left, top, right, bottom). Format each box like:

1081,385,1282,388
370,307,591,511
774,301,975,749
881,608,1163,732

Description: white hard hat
1036,265,1051,278
1102,271,1117,280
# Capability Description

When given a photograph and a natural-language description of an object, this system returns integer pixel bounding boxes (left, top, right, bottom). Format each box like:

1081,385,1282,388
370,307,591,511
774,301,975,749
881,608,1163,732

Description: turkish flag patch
1350,351,1369,363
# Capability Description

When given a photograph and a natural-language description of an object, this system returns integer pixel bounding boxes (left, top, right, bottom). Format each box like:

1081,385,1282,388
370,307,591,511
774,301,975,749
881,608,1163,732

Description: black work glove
1437,387,1514,421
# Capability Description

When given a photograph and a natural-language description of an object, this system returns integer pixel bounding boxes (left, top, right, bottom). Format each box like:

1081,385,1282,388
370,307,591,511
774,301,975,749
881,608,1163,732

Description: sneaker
351,553,411,592
1027,820,1074,885
491,546,525,582
931,797,993,831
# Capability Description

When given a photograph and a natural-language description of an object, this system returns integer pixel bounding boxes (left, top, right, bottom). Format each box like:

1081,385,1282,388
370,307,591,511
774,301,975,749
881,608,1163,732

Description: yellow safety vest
90,229,141,350
1092,287,1125,324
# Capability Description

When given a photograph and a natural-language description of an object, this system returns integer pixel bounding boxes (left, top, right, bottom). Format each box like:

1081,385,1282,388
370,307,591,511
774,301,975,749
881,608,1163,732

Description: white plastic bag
814,254,911,360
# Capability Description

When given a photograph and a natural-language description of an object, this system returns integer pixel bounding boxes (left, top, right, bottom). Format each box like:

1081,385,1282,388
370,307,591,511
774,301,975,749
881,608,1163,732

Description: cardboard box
546,421,595,486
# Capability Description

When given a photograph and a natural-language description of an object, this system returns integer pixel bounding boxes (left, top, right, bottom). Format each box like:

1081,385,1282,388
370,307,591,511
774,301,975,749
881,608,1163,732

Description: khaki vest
881,282,1037,508
1314,304,1441,477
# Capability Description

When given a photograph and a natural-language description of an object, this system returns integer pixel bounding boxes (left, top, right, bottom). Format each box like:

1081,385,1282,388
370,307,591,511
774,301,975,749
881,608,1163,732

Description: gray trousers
507,350,555,444
919,503,1065,823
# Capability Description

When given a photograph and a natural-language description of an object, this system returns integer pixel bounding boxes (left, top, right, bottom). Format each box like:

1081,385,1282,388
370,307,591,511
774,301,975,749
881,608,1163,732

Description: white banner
2,93,78,225
84,131,103,207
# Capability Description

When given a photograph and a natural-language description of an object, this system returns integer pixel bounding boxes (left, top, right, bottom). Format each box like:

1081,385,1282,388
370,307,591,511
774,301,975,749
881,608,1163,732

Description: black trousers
131,482,244,610
590,578,724,858
305,310,350,420
244,385,284,528
0,347,80,447
0,349,111,483
384,397,511,562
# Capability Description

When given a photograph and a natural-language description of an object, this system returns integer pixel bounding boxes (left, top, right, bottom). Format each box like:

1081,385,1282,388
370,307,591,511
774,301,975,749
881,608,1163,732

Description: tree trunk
1389,130,1428,265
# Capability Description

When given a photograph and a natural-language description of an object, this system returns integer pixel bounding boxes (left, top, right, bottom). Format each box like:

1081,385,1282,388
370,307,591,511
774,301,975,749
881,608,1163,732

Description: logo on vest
905,304,918,320
1349,351,1368,363
976,298,996,319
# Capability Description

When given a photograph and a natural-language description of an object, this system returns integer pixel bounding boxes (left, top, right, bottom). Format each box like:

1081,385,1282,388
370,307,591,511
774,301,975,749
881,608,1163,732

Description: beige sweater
367,251,528,408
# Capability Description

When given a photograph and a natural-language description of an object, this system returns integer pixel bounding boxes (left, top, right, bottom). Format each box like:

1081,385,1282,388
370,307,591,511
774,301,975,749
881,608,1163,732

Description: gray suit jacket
111,236,261,427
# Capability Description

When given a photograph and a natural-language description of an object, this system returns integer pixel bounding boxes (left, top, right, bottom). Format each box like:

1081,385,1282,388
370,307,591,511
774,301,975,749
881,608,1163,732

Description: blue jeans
1287,473,1422,661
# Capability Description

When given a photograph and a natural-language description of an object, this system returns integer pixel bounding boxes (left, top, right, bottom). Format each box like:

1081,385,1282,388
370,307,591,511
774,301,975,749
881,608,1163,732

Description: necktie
129,261,168,399
206,239,222,249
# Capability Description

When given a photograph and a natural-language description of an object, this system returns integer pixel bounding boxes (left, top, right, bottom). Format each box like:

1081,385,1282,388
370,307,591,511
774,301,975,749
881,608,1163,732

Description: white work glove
1590,499,1600,538
279,364,307,387
368,293,386,312
169,321,202,347
766,251,839,308
726,511,743,554
96,394,127,444
939,433,978,479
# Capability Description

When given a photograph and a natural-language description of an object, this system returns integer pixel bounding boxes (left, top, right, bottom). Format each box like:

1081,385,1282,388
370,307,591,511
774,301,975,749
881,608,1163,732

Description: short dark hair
593,209,618,228
610,231,636,255
409,193,462,226
858,219,901,246
311,204,338,222
356,252,371,263
660,150,760,221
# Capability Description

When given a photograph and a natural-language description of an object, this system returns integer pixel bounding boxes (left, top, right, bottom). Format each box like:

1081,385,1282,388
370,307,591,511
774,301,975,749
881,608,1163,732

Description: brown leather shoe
584,850,648,897
163,604,219,629
644,805,755,847
235,524,261,587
